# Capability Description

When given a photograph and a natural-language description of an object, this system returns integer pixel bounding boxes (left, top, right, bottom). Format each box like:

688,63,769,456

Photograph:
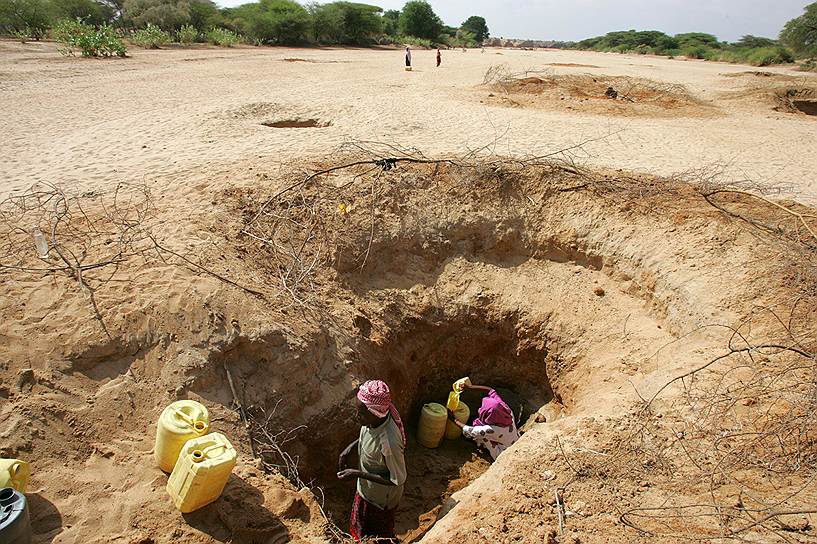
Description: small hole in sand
261,119,331,129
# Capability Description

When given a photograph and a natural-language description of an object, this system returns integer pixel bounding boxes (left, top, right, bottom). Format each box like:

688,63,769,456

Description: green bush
178,23,198,43
395,34,431,48
746,46,794,66
132,22,170,48
206,26,239,46
10,25,46,42
53,18,127,57
682,45,710,59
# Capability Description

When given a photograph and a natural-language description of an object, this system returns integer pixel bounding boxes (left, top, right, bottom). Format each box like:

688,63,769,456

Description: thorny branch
238,137,611,305
0,182,266,336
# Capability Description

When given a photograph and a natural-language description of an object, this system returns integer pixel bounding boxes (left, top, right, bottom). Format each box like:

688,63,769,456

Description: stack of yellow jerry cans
155,400,237,513
417,377,472,448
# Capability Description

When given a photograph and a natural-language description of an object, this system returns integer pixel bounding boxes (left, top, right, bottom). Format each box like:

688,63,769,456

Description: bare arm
337,469,396,486
338,439,359,471
465,384,492,392
447,409,466,428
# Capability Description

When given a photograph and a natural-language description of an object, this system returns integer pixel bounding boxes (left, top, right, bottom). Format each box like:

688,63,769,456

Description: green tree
399,0,441,40
50,0,114,26
311,2,381,44
231,0,309,44
188,0,220,31
460,15,488,43
674,32,720,49
0,0,53,35
308,1,343,42
780,2,817,57
123,0,191,30
382,8,398,35
735,35,777,48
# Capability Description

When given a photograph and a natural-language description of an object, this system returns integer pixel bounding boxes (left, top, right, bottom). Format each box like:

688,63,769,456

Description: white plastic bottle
31,227,48,258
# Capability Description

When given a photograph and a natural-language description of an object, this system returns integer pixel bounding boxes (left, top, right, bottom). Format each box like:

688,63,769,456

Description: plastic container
417,403,447,449
0,487,31,544
446,391,460,411
445,401,470,440
155,400,210,473
166,432,236,513
31,228,48,259
0,460,30,492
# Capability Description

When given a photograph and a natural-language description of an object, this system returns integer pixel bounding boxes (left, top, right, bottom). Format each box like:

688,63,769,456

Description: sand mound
719,76,817,116
2,155,816,543
481,66,715,118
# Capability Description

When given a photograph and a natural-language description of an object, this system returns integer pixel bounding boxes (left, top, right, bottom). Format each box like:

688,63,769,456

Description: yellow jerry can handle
453,377,471,392
191,443,227,462
173,408,207,433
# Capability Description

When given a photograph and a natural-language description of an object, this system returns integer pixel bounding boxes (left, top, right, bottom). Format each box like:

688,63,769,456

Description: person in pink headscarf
337,380,406,543
448,383,520,460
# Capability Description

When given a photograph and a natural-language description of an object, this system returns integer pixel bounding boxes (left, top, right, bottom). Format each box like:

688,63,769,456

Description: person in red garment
436,48,442,67
337,380,407,542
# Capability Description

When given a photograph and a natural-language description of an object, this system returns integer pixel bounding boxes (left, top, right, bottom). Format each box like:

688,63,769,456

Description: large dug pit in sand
2,156,816,543
201,303,561,540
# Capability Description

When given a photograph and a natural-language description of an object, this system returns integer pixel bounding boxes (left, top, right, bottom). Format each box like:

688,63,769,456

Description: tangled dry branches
238,139,609,305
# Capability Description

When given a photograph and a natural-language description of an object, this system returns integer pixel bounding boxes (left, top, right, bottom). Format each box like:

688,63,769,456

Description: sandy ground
1,41,816,201
1,41,817,544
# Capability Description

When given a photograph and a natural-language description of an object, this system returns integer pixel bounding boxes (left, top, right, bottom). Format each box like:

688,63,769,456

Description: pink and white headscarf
357,380,406,447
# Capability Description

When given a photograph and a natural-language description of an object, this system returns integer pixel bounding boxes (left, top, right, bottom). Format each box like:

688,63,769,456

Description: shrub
53,18,127,57
178,23,198,43
682,45,710,59
746,46,794,66
10,26,43,42
206,26,239,46
132,22,170,48
395,34,431,48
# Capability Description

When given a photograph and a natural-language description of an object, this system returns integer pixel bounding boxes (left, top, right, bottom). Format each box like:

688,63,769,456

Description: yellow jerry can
417,403,447,449
446,391,460,411
155,400,210,472
445,401,470,440
166,432,236,513
0,459,30,492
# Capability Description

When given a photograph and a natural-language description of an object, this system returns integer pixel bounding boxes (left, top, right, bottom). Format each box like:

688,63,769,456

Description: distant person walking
405,46,412,70
436,48,441,67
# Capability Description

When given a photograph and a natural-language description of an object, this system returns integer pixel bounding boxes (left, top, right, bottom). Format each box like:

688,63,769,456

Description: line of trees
0,0,491,48
550,2,816,67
